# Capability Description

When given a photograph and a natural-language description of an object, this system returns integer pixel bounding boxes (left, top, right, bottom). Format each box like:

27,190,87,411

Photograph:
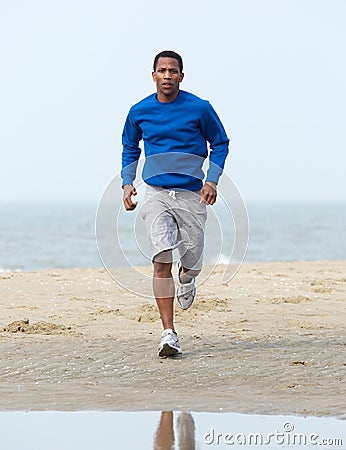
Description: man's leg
174,190,206,310
153,258,175,331
154,255,182,356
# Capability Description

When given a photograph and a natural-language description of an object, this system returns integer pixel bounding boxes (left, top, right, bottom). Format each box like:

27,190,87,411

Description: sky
1,0,345,202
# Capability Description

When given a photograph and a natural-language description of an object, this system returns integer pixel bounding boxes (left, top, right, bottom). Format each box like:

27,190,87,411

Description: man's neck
156,90,180,103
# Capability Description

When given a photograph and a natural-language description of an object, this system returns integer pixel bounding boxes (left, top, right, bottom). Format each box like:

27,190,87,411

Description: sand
0,260,345,416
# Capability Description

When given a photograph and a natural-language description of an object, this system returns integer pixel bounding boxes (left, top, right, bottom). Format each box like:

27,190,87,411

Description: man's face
152,57,184,102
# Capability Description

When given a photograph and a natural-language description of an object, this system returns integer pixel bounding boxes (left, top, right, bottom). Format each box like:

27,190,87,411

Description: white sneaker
158,328,182,357
176,262,196,310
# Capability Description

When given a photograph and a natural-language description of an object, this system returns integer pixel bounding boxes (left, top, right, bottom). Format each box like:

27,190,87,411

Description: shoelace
180,285,194,294
162,332,178,345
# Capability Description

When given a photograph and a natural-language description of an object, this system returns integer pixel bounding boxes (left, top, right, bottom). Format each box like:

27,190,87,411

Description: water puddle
0,411,345,449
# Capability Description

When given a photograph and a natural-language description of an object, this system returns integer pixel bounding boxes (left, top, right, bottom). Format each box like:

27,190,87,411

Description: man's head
152,50,184,102
153,50,183,73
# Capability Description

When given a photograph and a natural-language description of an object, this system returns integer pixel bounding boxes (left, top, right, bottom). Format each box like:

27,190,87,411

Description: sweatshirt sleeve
121,108,142,187
200,102,230,184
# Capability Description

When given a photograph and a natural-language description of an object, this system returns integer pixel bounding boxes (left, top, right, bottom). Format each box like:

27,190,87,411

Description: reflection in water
0,410,344,449
154,411,195,450
177,412,195,450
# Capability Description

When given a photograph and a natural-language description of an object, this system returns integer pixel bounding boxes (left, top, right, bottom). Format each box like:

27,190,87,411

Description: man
121,50,229,357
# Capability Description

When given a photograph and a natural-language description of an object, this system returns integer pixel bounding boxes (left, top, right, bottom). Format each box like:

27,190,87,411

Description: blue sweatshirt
121,90,229,191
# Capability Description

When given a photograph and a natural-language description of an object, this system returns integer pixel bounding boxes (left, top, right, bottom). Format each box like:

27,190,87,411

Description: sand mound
2,318,75,335
126,304,159,323
271,295,311,304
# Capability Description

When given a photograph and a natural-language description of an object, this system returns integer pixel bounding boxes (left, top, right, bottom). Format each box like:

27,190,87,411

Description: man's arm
200,102,229,204
121,108,142,187
121,108,142,211
200,102,229,186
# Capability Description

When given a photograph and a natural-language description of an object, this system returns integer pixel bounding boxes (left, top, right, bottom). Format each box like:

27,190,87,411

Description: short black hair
153,50,183,73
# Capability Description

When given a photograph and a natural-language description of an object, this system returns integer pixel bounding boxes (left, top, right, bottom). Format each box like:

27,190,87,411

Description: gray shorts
140,185,207,270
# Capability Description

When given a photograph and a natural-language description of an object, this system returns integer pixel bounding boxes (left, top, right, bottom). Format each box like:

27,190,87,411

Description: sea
0,200,345,272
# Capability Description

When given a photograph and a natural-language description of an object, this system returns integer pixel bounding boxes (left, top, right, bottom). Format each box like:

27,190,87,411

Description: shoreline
0,260,345,416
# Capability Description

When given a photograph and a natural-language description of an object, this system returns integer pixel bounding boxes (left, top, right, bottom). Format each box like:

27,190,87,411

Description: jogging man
121,50,229,357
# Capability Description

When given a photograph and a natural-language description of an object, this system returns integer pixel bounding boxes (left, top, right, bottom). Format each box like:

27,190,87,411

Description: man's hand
123,184,138,210
200,181,217,205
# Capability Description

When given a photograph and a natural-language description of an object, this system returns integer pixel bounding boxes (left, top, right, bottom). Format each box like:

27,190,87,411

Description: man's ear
179,72,184,82
152,71,156,82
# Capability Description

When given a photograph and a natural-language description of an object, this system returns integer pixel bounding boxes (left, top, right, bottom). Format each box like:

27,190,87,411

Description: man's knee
153,260,172,278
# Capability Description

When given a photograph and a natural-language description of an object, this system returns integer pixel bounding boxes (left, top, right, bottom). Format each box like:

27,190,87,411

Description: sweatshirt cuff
206,164,223,184
121,175,135,187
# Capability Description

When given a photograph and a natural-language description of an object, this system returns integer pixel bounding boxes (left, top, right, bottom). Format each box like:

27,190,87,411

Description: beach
0,260,345,416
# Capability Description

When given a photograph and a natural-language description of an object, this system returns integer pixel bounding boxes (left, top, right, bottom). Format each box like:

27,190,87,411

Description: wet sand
0,261,345,416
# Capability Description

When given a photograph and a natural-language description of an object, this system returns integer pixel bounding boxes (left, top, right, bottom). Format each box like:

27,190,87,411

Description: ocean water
0,200,345,272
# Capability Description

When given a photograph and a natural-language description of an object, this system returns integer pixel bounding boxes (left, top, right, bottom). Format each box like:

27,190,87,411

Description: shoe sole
158,343,182,357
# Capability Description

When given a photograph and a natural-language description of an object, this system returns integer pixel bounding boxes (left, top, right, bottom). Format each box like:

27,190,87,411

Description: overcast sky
1,0,345,202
